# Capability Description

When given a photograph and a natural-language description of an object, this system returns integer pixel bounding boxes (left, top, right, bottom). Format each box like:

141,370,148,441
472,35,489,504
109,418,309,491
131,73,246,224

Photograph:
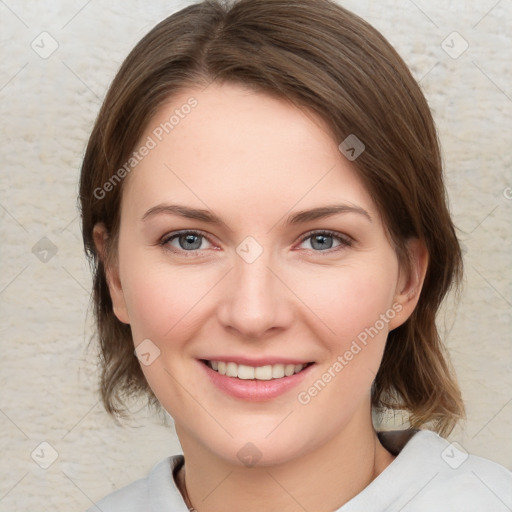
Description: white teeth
272,364,285,378
226,362,238,377
284,364,296,377
254,365,273,380
237,364,255,380
208,361,307,380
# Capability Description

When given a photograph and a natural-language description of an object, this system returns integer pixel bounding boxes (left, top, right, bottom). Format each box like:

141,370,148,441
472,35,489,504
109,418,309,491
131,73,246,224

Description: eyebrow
142,204,227,226
141,203,372,226
286,205,372,224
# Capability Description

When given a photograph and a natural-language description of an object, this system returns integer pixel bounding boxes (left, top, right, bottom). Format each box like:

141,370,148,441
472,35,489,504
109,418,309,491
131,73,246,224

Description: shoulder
391,430,512,511
344,430,512,511
86,455,185,512
413,430,512,510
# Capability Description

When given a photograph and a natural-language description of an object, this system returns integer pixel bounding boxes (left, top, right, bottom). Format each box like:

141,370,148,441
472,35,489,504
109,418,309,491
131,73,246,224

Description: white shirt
87,429,512,511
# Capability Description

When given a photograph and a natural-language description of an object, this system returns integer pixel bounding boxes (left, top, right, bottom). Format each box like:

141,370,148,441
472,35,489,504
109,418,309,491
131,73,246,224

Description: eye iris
179,233,202,250
311,234,333,250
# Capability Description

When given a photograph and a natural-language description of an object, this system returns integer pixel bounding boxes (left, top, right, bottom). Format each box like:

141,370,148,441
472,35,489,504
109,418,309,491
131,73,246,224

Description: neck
176,411,394,512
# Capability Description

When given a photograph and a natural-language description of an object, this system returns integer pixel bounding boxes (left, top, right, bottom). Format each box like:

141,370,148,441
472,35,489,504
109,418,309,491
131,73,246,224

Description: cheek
293,268,398,420
294,260,399,348
118,245,222,344
122,270,204,341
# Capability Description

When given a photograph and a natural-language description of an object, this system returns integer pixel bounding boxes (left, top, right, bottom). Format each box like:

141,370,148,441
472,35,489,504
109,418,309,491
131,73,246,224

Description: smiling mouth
202,360,314,380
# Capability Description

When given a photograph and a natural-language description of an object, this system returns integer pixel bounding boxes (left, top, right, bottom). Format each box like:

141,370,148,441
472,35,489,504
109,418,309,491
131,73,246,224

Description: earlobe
388,239,429,330
92,223,130,325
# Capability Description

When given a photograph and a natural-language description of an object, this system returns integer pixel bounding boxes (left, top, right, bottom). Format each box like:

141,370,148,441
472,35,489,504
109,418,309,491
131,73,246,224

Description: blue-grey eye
163,231,213,251
178,233,203,250
310,234,334,250
300,231,351,251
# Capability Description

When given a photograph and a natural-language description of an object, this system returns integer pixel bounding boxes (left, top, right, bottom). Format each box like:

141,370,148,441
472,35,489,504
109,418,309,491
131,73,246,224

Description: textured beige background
0,0,511,510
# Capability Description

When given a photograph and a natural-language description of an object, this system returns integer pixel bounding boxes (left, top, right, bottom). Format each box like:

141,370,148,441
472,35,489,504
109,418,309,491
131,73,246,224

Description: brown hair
79,0,464,435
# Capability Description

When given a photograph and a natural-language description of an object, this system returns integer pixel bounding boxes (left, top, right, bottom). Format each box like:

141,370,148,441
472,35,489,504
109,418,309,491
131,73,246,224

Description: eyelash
299,230,353,253
159,230,353,257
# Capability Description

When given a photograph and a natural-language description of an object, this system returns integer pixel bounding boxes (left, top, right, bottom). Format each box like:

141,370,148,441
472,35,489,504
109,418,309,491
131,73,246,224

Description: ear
93,223,130,325
388,238,428,330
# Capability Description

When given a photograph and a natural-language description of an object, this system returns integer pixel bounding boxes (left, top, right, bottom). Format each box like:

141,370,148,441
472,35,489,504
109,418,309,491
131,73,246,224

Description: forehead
121,82,377,222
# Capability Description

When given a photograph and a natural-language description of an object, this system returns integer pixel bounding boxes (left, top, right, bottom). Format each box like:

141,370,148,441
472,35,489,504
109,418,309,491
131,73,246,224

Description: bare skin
94,82,427,512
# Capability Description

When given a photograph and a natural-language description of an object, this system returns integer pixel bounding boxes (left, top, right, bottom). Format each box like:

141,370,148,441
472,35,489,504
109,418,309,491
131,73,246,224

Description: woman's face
103,83,417,466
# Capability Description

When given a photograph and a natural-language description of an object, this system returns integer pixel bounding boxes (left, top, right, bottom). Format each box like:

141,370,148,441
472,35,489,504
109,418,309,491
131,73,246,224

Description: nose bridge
217,245,292,337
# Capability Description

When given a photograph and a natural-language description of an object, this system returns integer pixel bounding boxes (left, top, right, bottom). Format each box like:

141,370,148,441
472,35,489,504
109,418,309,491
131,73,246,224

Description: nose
216,251,294,339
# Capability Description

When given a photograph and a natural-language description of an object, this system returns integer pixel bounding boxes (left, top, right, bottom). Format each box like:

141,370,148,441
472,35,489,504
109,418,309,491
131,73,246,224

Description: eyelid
160,229,218,253
159,229,353,255
296,229,353,252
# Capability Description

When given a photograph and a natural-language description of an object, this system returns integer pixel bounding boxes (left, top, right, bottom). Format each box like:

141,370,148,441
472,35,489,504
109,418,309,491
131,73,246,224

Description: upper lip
200,356,313,366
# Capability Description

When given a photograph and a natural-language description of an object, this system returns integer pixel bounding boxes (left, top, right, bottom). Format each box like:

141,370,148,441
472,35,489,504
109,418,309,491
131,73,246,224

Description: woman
80,0,512,510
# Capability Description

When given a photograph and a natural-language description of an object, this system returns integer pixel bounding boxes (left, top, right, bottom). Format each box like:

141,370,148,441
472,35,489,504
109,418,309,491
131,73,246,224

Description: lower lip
199,361,315,401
